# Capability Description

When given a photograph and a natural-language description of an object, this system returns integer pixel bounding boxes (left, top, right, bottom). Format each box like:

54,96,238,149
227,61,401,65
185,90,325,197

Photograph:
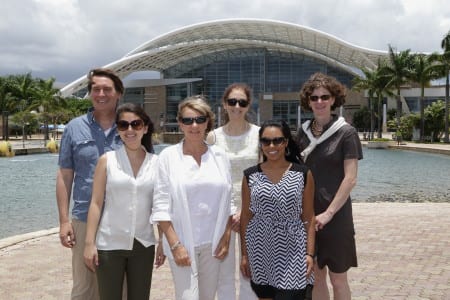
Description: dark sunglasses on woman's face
309,94,332,102
226,98,249,108
180,116,207,125
117,119,145,131
259,137,286,146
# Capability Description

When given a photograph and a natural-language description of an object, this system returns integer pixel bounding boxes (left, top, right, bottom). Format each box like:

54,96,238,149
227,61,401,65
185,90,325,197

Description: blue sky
1,0,449,84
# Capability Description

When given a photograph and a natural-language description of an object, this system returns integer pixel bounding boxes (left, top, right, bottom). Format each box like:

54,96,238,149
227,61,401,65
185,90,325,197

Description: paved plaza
1,202,450,299
2,138,449,299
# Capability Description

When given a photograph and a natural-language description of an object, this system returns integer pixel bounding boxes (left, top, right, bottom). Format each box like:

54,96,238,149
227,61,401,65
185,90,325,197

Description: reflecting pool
0,148,449,239
353,148,450,202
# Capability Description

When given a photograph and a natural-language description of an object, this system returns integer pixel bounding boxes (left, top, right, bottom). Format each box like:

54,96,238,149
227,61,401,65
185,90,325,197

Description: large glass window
273,101,301,131
123,88,144,105
164,48,354,127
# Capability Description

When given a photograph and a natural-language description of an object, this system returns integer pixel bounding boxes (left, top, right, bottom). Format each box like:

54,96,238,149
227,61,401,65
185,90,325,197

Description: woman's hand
214,233,230,260
83,243,98,272
154,242,166,268
231,211,241,232
240,255,251,278
172,244,191,267
315,210,333,230
306,255,314,277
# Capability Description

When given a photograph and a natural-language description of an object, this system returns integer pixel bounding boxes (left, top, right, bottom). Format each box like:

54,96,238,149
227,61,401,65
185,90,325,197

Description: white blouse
96,146,158,250
151,142,235,274
211,124,260,207
183,150,225,246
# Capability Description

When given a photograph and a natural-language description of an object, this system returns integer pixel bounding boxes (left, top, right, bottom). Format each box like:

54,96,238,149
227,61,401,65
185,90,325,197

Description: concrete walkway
1,203,450,299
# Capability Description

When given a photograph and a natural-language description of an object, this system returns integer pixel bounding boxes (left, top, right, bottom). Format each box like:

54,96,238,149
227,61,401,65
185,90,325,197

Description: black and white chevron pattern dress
244,163,311,290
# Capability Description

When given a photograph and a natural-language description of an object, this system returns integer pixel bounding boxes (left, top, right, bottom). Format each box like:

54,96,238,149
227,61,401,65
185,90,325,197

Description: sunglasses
309,94,332,102
260,137,286,146
117,119,144,131
226,98,249,108
180,116,207,125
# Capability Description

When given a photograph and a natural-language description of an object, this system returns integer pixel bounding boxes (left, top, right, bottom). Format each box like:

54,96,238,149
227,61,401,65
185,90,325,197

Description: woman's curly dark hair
299,72,347,112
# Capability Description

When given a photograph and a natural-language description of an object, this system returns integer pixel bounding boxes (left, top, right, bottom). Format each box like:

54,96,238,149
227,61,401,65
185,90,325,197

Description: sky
1,0,450,85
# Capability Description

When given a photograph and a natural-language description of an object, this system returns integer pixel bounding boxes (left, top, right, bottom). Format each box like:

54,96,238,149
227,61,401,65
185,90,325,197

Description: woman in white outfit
84,103,165,300
152,96,236,300
207,83,260,300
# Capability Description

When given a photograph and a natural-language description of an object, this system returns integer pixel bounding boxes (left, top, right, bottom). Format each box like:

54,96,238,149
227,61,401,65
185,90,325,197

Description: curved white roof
61,18,388,97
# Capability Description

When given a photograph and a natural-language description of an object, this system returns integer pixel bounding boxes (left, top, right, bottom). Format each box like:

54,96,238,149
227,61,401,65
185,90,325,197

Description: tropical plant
29,77,66,140
65,97,91,118
409,54,440,141
387,114,415,141
353,61,394,138
429,31,450,143
353,68,377,137
7,73,36,111
11,108,37,148
424,99,446,141
351,106,371,132
383,45,415,128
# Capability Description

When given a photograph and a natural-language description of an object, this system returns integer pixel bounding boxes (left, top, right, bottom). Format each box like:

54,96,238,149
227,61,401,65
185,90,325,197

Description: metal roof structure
60,18,388,97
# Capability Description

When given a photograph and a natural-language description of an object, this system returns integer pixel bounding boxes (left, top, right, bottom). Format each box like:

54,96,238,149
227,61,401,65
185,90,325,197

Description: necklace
311,120,323,137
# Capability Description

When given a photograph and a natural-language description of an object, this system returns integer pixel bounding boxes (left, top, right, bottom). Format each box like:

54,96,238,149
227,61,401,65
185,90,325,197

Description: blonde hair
177,95,216,133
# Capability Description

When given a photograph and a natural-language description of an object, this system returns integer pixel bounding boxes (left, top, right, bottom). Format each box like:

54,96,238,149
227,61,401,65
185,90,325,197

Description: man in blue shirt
56,68,123,299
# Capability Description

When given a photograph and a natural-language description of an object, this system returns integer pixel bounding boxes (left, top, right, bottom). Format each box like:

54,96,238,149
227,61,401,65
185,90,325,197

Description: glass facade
164,48,355,126
123,87,144,105
272,100,314,130
404,96,445,113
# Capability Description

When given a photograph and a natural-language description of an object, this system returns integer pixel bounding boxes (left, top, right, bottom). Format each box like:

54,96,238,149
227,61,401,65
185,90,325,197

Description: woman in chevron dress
240,120,315,300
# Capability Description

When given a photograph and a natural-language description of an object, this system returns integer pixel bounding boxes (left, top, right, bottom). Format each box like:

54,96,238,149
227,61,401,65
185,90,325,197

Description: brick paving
1,203,450,299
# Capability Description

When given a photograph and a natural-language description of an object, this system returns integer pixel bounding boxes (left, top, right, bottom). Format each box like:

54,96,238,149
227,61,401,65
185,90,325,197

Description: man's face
89,76,121,113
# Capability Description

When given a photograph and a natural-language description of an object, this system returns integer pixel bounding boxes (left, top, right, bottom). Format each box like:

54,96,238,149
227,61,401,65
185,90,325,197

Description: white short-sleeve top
96,146,158,250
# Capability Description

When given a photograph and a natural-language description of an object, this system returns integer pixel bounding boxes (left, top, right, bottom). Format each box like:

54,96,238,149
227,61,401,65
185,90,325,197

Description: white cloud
1,0,449,83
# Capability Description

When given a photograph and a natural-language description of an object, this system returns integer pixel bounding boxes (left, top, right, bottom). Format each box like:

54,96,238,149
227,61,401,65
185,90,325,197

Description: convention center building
60,19,440,132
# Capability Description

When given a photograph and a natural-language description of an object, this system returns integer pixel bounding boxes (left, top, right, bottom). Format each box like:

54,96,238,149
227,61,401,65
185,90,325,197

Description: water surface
1,148,449,239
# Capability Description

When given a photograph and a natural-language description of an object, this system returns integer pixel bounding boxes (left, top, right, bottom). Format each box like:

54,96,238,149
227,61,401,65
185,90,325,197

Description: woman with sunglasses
83,103,165,299
206,82,260,300
240,120,315,300
297,73,363,300
152,96,236,300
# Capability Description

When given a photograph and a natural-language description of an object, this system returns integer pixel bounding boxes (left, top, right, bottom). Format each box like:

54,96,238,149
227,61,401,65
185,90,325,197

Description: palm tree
373,65,395,138
7,73,36,110
353,68,377,138
353,61,394,138
409,54,440,141
383,45,414,128
29,77,65,141
0,77,17,114
440,30,450,143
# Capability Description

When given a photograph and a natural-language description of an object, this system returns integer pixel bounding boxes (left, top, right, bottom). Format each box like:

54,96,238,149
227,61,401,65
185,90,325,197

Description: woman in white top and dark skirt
207,83,260,300
83,103,165,300
152,96,236,300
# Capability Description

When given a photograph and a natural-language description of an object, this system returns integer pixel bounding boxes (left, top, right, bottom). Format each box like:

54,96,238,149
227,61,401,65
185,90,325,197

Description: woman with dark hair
240,120,315,300
84,103,165,299
115,103,154,153
298,72,363,300
207,83,260,300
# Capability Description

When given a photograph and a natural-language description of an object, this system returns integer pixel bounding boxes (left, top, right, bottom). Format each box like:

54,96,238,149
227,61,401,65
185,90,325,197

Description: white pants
217,232,258,300
169,243,222,300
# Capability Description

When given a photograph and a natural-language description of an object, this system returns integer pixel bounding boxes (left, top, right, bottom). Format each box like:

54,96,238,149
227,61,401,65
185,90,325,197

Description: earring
285,147,291,156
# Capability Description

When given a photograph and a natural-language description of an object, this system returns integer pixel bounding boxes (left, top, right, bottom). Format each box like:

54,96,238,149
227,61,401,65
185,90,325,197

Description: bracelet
170,241,181,251
306,253,314,259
